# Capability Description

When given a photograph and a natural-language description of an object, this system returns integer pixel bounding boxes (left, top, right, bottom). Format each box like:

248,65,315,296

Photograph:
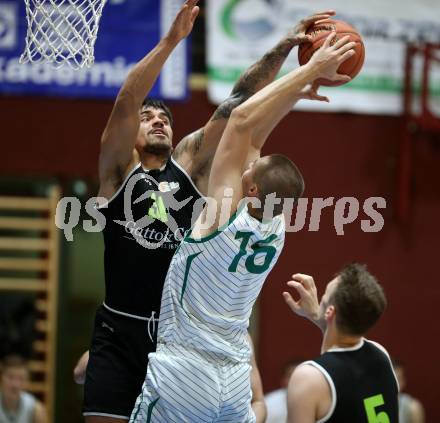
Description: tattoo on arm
232,39,293,97
174,40,292,174
193,127,204,154
211,94,244,121
173,128,205,160
211,39,293,122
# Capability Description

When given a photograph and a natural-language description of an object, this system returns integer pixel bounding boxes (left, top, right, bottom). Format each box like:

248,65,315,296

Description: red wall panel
1,92,439,420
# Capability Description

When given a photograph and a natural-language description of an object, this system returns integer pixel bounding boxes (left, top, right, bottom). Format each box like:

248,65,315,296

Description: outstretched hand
166,0,200,44
308,32,355,84
282,273,322,327
285,10,336,47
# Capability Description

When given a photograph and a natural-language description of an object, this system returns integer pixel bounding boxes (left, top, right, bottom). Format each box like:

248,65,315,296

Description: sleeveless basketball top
157,205,285,363
305,339,399,423
98,157,203,319
0,392,36,423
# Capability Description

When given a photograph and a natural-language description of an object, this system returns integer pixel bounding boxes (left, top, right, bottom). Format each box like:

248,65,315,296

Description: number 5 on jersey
364,394,390,423
228,231,278,274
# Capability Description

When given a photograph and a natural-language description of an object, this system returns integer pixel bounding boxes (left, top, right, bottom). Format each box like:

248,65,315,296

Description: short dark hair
141,98,174,127
254,154,305,218
330,263,387,336
1,355,28,373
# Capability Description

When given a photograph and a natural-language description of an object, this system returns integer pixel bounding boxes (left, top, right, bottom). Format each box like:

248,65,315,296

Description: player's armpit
172,93,244,179
287,364,331,423
172,127,205,171
98,143,139,200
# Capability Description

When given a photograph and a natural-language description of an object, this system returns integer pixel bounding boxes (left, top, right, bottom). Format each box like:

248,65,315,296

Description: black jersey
308,339,399,423
98,157,204,318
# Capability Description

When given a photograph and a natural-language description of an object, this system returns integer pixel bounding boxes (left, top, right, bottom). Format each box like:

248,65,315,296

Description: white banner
207,0,440,115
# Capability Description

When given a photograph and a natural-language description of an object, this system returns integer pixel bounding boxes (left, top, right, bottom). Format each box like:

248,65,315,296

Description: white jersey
265,388,288,423
0,392,36,423
157,205,285,363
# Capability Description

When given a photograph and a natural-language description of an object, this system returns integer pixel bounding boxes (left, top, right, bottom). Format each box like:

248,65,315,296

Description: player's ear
325,305,335,321
247,182,258,197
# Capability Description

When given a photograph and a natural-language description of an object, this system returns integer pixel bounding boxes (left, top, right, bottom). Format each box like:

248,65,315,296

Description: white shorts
130,343,256,423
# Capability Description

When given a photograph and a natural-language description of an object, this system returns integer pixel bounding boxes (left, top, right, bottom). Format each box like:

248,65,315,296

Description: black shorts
83,305,157,419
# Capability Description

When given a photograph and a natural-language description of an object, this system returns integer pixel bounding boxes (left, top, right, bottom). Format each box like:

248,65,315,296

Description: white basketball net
20,0,107,69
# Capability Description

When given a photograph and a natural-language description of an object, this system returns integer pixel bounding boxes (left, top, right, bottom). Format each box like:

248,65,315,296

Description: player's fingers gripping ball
298,19,365,87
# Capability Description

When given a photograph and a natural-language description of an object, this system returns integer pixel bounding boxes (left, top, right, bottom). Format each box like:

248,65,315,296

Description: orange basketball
298,19,365,87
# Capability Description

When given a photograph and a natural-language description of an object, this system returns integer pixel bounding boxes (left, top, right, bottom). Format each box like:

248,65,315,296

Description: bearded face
136,106,174,156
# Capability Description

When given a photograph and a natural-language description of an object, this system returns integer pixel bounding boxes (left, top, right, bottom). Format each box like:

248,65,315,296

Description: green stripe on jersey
180,252,202,306
185,204,244,244
146,397,160,422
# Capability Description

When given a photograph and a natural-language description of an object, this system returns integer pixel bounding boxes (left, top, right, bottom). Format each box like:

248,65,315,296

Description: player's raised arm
172,11,336,187
98,0,200,198
204,33,355,219
231,34,354,153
